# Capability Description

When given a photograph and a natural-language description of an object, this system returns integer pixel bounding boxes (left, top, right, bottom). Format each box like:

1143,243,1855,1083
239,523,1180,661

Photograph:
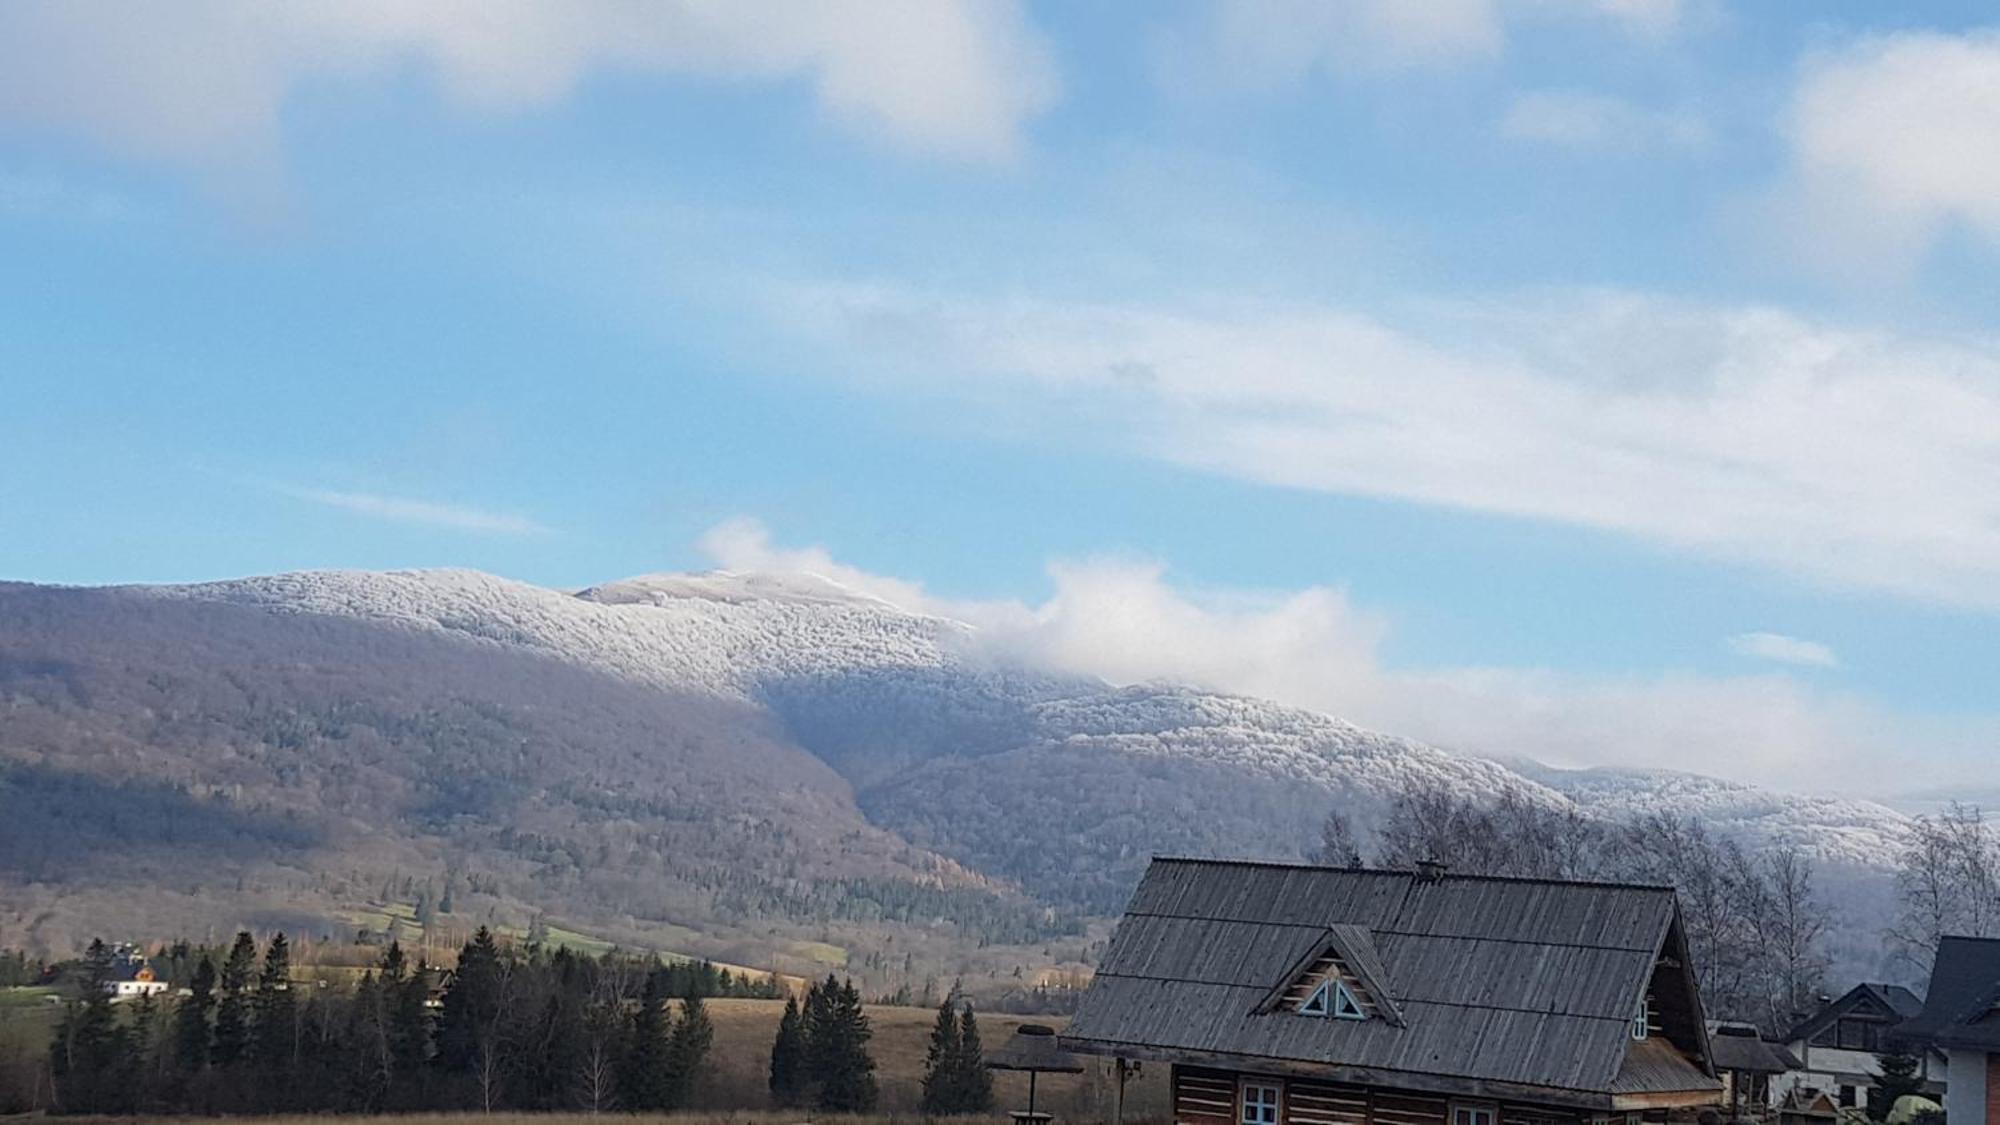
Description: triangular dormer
1255,923,1405,1027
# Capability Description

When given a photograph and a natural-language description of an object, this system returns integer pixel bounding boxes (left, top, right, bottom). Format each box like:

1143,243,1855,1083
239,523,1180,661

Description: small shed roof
1707,1024,1799,1074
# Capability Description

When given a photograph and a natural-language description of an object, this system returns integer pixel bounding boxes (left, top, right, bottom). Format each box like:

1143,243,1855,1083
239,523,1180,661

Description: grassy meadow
0,992,1170,1122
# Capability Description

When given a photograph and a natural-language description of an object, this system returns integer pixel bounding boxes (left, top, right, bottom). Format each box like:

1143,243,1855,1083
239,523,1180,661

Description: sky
4,0,1999,798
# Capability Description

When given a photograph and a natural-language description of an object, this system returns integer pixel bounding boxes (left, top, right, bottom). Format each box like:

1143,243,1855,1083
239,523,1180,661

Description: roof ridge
1149,854,1678,894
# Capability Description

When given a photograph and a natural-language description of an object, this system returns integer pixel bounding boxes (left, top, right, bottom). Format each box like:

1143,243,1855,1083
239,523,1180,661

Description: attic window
1632,998,1650,1041
1300,978,1368,1021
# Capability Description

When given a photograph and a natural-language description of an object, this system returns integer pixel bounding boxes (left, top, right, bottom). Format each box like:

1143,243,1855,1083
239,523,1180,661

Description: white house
1775,983,1931,1112
103,958,170,1001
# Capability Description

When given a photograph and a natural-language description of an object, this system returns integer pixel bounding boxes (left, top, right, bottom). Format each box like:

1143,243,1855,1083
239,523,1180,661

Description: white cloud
1159,0,1502,90
1158,0,1693,92
280,486,550,536
1727,632,1839,669
0,0,1058,195
1500,90,1708,151
765,281,2000,613
697,518,1977,793
1782,30,2000,269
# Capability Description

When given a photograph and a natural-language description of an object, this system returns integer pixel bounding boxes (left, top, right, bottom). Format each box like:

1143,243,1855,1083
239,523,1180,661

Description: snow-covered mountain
0,567,1915,955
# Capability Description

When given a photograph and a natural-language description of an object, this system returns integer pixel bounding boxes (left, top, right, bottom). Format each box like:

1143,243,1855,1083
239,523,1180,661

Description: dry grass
68,1116,1026,1125
698,999,1166,1119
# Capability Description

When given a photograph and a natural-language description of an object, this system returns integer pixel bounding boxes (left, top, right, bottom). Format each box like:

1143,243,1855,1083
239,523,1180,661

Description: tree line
1321,786,2000,1036
1317,782,1834,1032
42,928,784,1115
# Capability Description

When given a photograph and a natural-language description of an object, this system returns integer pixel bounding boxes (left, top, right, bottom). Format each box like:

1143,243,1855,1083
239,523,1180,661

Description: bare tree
1757,846,1830,1031
574,1002,620,1114
1313,809,1363,867
1889,804,2000,968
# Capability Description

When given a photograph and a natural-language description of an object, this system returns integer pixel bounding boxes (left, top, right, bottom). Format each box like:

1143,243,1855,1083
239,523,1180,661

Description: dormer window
1300,978,1368,1020
1632,997,1650,1041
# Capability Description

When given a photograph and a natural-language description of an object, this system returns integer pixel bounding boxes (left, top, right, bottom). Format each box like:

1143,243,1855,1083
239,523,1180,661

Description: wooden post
1115,1057,1130,1125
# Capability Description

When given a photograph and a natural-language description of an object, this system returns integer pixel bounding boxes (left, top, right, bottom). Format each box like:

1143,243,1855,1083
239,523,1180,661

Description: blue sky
5,1,2000,795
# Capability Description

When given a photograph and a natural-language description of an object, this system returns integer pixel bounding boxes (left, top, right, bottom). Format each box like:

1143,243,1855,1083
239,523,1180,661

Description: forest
15,926,1008,1119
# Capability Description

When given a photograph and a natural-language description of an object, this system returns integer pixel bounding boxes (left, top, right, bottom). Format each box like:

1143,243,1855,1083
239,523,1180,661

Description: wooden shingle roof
1064,858,1720,1109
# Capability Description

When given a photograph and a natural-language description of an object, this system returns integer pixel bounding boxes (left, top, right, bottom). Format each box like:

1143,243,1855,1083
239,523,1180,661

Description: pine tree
814,978,877,1113
173,955,217,1075
211,932,258,1068
956,1003,993,1113
381,944,432,1087
664,993,714,1109
620,970,673,1111
253,932,297,1073
343,972,391,1111
436,927,502,1073
920,998,960,1114
1871,1049,1925,1121
50,940,135,1114
768,994,806,1107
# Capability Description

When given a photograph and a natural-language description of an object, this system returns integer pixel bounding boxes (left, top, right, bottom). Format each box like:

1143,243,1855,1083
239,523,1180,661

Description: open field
698,998,1166,1119
0,993,1169,1121
51,1116,1046,1125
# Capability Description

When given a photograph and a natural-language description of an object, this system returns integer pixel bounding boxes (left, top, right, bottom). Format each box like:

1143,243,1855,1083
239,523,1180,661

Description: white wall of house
1777,1043,1889,1110
1944,1049,1985,1125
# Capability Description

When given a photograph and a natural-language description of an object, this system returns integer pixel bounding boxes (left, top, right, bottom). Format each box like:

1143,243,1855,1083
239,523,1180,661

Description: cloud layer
280,486,550,536
769,281,2000,612
700,518,1971,795
0,0,1058,190
1728,631,1838,669
1784,30,2000,269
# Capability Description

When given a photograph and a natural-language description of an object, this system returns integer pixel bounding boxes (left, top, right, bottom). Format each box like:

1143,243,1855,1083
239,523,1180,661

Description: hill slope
0,569,1914,969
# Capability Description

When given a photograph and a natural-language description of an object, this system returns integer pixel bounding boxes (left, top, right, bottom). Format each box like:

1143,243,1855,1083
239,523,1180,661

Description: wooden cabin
1062,858,1723,1125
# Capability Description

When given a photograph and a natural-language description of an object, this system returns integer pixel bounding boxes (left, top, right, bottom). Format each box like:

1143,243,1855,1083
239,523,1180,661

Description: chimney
1414,859,1449,884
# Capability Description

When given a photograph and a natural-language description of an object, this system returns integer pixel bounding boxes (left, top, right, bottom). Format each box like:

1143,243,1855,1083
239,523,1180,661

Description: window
1836,1019,1880,1051
1452,1104,1496,1125
1300,980,1330,1016
1838,1086,1857,1109
1298,978,1368,1020
1632,998,1650,1041
1241,1082,1282,1125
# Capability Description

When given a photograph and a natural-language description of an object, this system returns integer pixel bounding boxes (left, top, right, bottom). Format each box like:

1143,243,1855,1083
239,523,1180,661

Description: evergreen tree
920,998,960,1114
253,932,297,1073
814,978,877,1113
955,1003,993,1113
172,955,217,1074
381,943,433,1087
620,970,674,1111
436,926,503,1073
1871,1049,1925,1121
342,971,392,1111
211,932,258,1068
664,993,714,1108
50,939,135,1114
768,994,807,1107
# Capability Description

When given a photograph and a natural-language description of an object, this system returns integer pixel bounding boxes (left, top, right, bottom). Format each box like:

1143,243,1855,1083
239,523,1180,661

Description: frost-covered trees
1322,782,1833,1031
1888,803,2000,967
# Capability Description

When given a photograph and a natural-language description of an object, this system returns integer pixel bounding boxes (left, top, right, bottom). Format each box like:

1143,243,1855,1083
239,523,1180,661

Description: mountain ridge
0,566,1913,973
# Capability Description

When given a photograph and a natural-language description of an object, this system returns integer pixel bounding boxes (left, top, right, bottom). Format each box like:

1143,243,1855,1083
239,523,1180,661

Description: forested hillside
0,569,1919,987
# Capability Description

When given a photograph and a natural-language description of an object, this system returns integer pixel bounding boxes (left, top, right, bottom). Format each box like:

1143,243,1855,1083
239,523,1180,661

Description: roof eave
1059,1036,1637,1112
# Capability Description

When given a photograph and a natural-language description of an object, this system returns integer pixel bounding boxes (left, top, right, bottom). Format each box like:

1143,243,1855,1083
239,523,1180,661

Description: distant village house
102,947,169,1001
1772,983,1935,1113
